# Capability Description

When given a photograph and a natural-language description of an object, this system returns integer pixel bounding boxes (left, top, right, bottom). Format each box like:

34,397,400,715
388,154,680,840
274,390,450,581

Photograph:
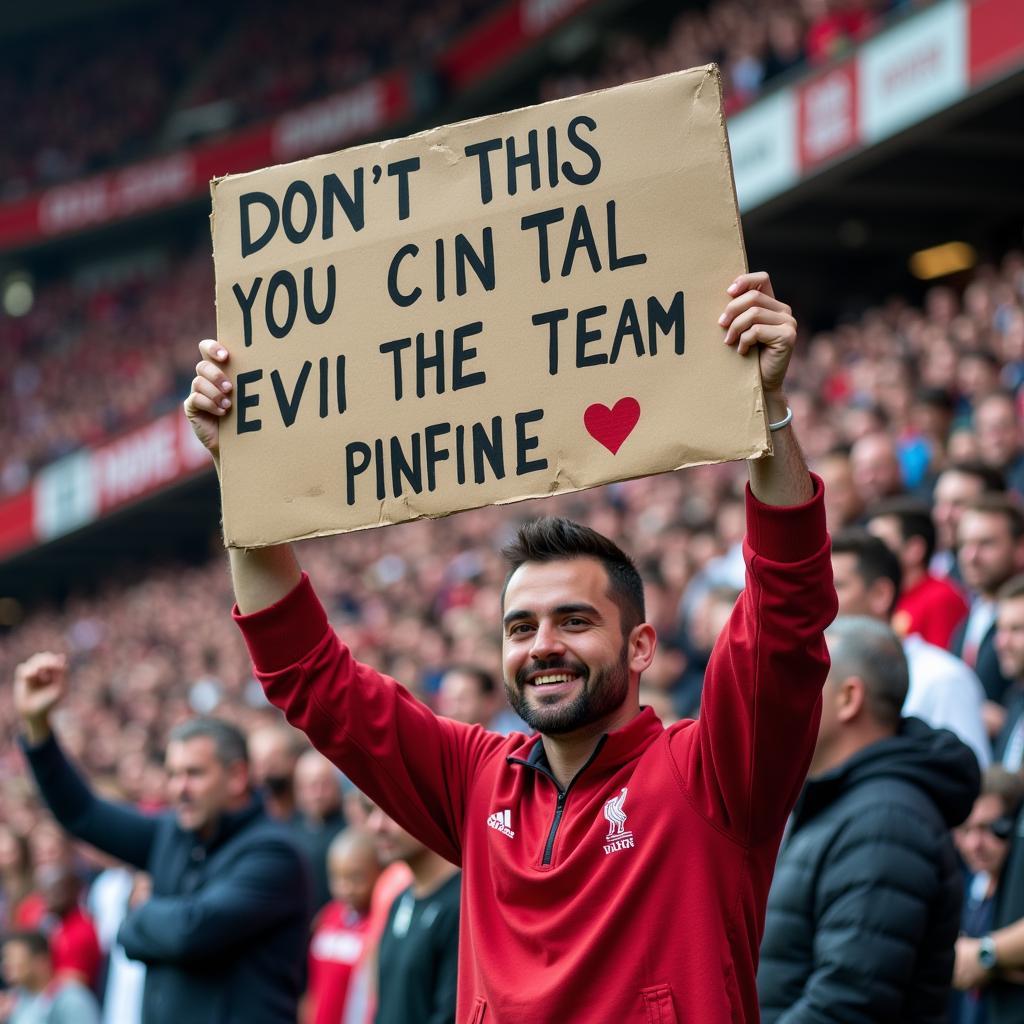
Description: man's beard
505,645,630,736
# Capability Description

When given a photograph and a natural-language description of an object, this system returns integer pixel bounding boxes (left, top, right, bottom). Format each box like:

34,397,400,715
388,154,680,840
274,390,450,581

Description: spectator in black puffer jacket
758,616,980,1023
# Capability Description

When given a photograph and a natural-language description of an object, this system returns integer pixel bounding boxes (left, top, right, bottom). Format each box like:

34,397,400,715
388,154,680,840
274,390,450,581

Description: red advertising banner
797,61,859,170
969,0,1024,84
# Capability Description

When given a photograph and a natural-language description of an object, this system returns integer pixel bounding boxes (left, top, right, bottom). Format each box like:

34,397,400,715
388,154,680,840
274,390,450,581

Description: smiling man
11,659,311,1024
185,271,838,1022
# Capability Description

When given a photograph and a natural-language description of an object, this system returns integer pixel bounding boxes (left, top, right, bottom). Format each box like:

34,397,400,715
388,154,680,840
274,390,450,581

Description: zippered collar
506,706,665,791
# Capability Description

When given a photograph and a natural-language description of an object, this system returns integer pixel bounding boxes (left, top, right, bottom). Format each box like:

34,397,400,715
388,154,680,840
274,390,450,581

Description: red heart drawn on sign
584,398,641,455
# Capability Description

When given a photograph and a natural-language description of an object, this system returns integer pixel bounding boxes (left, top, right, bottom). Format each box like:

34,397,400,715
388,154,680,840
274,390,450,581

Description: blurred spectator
85,861,145,1024
0,929,100,1024
866,497,968,647
974,393,1024,498
952,768,1024,1022
248,723,305,823
34,863,101,990
830,530,990,767
992,577,1024,771
759,617,979,1021
804,0,873,64
293,750,348,911
366,804,460,1024
953,497,1024,725
850,431,905,506
437,664,525,734
13,654,311,1024
305,829,381,1024
813,448,865,532
0,826,33,931
932,463,1007,581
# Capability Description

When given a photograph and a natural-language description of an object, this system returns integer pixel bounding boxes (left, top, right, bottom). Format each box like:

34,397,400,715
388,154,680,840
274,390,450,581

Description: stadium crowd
0,0,926,199
0,244,1022,1019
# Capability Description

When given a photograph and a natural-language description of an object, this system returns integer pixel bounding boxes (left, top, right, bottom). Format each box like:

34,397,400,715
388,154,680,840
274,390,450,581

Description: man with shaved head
759,617,979,1020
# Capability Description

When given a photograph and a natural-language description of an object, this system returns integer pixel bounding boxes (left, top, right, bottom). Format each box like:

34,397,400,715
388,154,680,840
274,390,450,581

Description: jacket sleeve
673,476,837,845
20,734,157,870
234,578,507,866
116,838,305,965
775,808,942,1023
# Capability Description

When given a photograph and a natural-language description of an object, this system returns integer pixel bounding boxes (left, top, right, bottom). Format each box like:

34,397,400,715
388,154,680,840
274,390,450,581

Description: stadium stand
0,0,1022,1018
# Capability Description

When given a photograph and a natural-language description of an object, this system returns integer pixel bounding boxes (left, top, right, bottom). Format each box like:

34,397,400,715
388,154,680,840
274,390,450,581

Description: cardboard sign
211,65,769,548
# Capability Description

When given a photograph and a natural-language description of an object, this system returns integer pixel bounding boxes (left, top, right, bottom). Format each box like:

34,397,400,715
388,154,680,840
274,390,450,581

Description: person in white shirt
831,530,990,769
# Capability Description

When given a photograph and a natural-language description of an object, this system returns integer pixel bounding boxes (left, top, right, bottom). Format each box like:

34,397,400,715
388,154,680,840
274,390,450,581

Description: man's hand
183,339,233,463
13,652,68,745
953,936,992,991
719,271,797,397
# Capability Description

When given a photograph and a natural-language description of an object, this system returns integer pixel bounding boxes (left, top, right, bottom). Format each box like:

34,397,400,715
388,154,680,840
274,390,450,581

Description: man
248,722,304,822
974,391,1024,497
33,863,101,990
186,271,837,1020
12,656,311,1024
830,529,990,768
867,497,967,648
813,448,864,531
367,803,460,1024
849,431,904,506
951,767,1024,1023
1,929,100,1024
305,829,381,1024
758,617,980,1021
293,748,348,911
954,588,1024,1024
952,495,1024,726
931,461,1006,580
437,663,525,734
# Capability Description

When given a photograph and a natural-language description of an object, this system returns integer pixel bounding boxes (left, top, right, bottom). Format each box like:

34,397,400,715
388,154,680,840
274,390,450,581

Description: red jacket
235,482,836,1023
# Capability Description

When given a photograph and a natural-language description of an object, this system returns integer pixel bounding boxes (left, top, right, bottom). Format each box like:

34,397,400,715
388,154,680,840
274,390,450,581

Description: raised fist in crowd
13,652,68,745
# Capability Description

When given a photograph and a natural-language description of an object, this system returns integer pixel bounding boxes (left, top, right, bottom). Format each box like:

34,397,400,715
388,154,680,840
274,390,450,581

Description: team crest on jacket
602,787,635,854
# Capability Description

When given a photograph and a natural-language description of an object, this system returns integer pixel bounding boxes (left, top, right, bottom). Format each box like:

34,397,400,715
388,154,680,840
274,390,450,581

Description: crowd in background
0,244,1023,1017
0,0,926,200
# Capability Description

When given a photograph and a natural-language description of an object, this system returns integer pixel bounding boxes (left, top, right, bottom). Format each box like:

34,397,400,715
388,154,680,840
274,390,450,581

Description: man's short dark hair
2,930,49,958
502,517,645,633
825,617,909,730
831,529,903,612
998,574,1024,603
963,494,1024,541
445,663,496,695
168,717,249,767
867,498,937,566
941,460,1006,493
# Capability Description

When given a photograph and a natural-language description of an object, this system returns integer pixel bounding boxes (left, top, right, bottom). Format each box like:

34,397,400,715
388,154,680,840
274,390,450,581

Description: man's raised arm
185,339,300,613
719,271,814,508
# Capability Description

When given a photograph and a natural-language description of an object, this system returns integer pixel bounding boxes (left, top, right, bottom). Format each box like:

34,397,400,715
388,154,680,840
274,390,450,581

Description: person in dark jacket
758,615,980,1023
12,652,312,1024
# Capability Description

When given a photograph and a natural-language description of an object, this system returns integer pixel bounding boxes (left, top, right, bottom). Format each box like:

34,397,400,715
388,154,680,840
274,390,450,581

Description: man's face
294,753,341,822
850,436,902,505
165,737,239,836
958,510,1019,596
365,805,426,867
933,471,983,552
438,671,492,727
1,941,33,989
975,398,1021,471
830,553,874,617
996,595,1024,680
866,515,907,566
501,557,632,736
955,793,1013,878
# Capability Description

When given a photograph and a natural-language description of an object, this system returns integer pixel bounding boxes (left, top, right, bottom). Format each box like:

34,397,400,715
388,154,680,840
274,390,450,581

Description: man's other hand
183,339,233,462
